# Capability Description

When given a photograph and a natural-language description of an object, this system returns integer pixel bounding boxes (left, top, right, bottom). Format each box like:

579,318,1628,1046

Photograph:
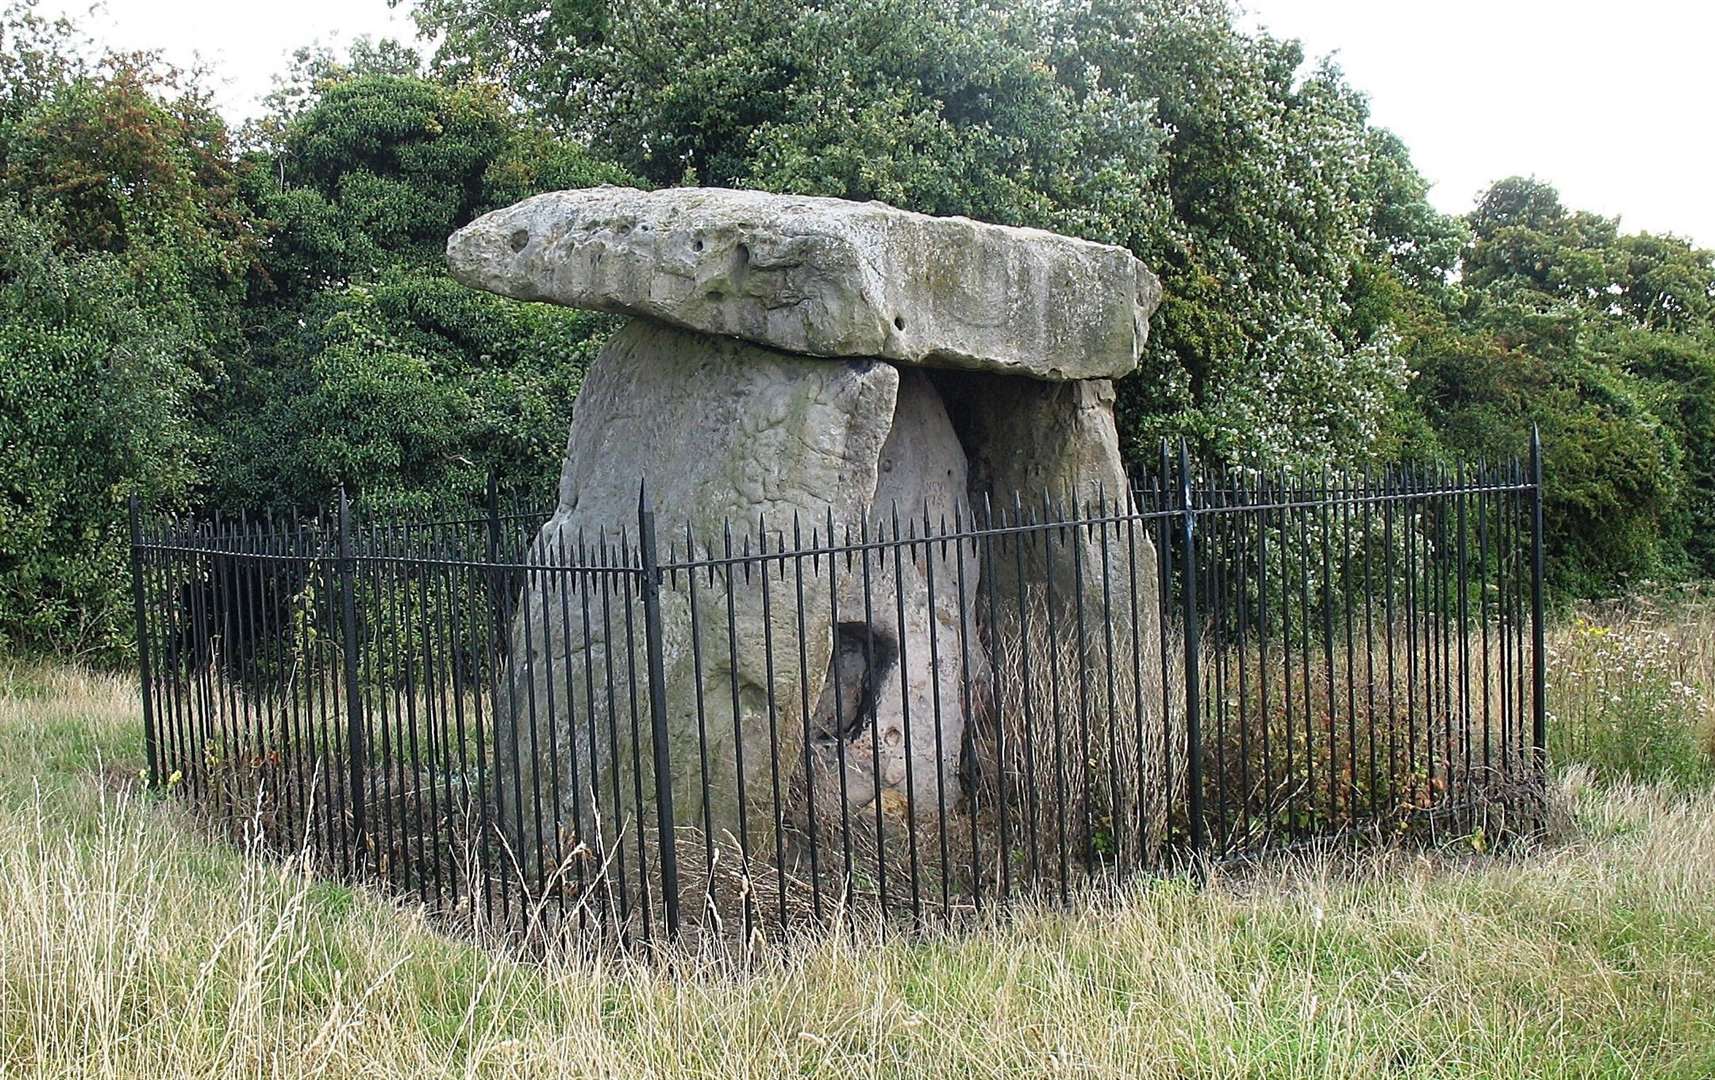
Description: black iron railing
129,436,1548,948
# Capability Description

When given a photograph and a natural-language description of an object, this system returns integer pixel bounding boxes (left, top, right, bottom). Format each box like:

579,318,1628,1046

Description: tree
407,0,1458,469
0,200,207,657
218,70,637,512
0,11,253,657
1414,176,1715,592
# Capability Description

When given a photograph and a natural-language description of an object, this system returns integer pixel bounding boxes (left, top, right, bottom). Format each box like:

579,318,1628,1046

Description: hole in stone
693,238,704,252
894,315,906,331
707,290,726,303
815,622,897,742
508,229,529,253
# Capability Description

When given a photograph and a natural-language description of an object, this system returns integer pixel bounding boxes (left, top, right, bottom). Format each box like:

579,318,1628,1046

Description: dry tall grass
4,654,1715,1077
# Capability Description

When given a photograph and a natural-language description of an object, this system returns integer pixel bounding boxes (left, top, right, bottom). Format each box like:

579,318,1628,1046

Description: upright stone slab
494,320,898,875
937,371,1142,618
805,371,984,828
935,371,1162,850
448,185,1161,381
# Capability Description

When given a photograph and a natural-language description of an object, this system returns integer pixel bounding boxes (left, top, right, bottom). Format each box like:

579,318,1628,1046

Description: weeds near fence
1547,585,1715,786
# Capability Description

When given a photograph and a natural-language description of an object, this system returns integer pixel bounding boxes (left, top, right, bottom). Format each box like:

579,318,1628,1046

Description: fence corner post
637,479,681,939
128,493,160,790
337,488,368,873
1528,425,1547,782
1177,440,1205,859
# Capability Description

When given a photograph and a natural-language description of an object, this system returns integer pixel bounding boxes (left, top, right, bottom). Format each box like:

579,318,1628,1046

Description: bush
0,201,208,658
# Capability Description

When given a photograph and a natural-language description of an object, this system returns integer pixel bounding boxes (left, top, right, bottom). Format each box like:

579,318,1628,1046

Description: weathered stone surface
805,371,984,825
447,185,1161,381
939,370,1159,717
494,320,899,873
940,372,1130,510
964,373,1152,634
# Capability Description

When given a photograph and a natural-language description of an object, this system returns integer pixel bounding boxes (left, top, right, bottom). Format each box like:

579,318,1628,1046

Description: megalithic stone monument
447,185,1163,891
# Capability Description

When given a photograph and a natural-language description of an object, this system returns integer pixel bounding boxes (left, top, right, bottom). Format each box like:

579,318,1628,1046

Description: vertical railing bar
789,513,824,926
1178,441,1205,859
1154,447,1175,856
888,503,923,924
856,512,890,917
617,528,655,945
920,506,953,920
1254,472,1272,851
1456,464,1472,828
1121,489,1149,870
595,532,633,941
825,512,857,925
337,491,368,877
443,532,477,918
1318,469,1336,834
1474,462,1488,788
1096,486,1121,876
1233,473,1253,849
1529,428,1547,795
637,485,681,941
753,517,787,936
549,524,592,935
1339,474,1357,837
1011,495,1043,893
718,522,755,944
314,519,349,879
578,529,618,938
1069,491,1096,878
528,524,566,917
1361,470,1377,827
980,495,1012,902
399,526,431,904
949,502,981,910
130,496,161,790
1278,470,1296,840
1038,494,1068,902
683,521,717,930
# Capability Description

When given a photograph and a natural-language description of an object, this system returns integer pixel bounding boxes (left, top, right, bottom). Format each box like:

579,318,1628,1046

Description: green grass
2,605,1715,1076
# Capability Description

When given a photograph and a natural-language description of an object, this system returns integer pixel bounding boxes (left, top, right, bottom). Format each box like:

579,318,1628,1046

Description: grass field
1,593,1713,1078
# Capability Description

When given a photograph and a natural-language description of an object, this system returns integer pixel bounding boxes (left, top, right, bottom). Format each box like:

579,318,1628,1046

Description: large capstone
446,185,1161,381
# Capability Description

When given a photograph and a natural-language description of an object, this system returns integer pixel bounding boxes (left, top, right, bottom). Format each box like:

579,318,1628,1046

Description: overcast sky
43,0,1715,247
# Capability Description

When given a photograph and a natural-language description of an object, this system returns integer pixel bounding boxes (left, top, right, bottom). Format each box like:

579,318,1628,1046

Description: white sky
1242,0,1715,247
41,0,1715,247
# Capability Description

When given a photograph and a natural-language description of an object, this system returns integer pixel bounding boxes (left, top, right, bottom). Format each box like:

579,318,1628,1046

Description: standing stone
494,319,898,876
447,185,1161,381
805,371,984,828
935,372,1162,864
938,372,1140,614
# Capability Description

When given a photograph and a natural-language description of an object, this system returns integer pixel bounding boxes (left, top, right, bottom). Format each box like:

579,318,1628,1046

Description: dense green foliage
219,64,630,513
412,0,1452,465
2,0,1712,657
1410,178,1715,594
